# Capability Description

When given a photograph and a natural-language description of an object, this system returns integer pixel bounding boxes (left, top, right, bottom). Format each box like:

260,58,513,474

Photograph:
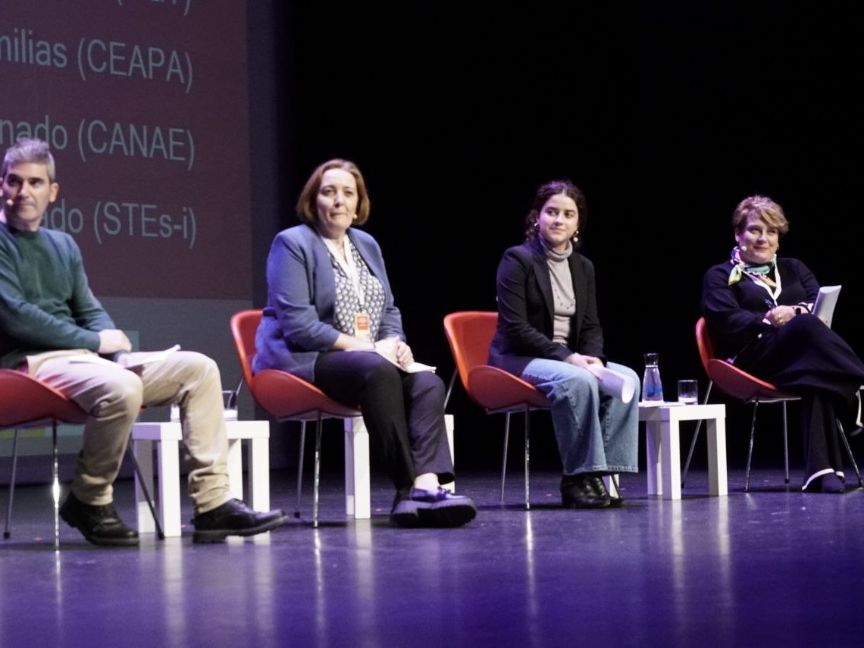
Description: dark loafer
390,487,477,528
560,474,611,509
59,492,139,547
192,499,287,543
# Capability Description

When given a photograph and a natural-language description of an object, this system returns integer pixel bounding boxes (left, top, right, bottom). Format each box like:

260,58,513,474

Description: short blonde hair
732,195,789,234
296,159,370,226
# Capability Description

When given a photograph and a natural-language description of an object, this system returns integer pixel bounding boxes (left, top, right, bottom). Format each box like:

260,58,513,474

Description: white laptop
813,285,841,328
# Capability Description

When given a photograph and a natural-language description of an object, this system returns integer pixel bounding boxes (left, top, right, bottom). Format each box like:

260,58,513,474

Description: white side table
639,402,727,500
132,420,270,536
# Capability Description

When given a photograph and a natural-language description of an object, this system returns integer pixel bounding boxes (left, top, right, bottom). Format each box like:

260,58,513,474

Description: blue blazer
253,224,404,382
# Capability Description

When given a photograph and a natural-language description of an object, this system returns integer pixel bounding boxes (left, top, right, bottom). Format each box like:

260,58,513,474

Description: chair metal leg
782,401,790,484
682,381,713,486
523,408,531,511
4,428,21,540
745,401,760,492
312,416,323,529
52,421,60,550
295,421,307,519
837,421,863,486
443,369,458,410
500,412,511,503
127,448,165,539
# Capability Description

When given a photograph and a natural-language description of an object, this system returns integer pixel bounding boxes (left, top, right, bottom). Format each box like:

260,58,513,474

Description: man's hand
98,329,132,354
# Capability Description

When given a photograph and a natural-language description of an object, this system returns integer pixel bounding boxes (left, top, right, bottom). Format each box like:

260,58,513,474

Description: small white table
132,420,270,537
132,413,456,535
639,402,727,500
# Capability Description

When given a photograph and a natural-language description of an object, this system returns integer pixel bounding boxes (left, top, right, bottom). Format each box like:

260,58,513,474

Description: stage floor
2,468,863,646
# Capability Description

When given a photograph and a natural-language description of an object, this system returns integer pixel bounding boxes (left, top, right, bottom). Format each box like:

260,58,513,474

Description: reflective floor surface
2,469,863,647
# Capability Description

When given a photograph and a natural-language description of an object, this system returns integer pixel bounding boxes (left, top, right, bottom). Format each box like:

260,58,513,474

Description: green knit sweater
0,222,113,368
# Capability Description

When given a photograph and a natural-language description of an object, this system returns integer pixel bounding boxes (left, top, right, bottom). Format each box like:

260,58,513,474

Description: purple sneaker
390,487,477,528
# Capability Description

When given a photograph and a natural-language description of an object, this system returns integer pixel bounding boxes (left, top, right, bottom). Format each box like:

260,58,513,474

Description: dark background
254,1,864,473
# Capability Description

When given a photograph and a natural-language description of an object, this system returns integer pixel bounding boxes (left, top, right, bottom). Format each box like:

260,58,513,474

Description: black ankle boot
587,475,624,507
561,474,611,509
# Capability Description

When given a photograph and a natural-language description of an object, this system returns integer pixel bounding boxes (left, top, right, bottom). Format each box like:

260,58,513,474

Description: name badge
354,312,371,342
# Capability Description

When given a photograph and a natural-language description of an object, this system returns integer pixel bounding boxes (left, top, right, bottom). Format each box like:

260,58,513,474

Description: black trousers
314,351,455,490
736,315,864,480
800,392,844,479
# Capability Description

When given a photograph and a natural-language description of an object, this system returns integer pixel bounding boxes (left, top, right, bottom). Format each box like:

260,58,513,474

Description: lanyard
322,235,366,309
752,268,782,305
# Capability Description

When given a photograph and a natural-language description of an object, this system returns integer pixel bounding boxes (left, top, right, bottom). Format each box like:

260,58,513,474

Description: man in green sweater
0,138,287,545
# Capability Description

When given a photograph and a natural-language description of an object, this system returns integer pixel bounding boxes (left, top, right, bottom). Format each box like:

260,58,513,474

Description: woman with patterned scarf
702,195,864,492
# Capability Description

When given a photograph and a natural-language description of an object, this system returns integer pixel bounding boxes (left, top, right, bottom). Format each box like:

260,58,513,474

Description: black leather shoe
561,474,611,509
390,487,477,528
192,499,287,543
588,475,624,507
59,492,139,547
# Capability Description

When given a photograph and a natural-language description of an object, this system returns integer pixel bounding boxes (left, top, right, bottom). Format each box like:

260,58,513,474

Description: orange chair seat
706,358,795,403
251,369,360,421
229,309,368,526
443,310,552,508
0,370,87,428
467,365,550,412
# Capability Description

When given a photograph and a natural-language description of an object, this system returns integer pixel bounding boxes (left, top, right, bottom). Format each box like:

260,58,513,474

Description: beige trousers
31,350,231,514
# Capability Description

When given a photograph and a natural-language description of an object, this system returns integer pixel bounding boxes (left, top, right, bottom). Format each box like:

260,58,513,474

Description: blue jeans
521,359,639,475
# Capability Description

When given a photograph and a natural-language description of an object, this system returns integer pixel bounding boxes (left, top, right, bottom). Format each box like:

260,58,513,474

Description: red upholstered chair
2,370,165,545
443,311,551,508
684,317,862,490
1,369,87,547
230,310,366,527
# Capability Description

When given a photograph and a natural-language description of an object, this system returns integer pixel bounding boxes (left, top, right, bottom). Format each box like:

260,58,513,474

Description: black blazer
489,238,604,375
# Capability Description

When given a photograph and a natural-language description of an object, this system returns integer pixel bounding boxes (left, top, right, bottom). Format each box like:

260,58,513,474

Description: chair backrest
230,309,262,390
695,317,715,372
443,311,498,389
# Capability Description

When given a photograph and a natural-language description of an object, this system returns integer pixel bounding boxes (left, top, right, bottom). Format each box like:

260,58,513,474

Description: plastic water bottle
642,352,664,402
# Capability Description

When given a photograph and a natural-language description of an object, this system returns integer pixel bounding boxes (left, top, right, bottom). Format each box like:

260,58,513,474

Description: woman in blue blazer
254,159,475,527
